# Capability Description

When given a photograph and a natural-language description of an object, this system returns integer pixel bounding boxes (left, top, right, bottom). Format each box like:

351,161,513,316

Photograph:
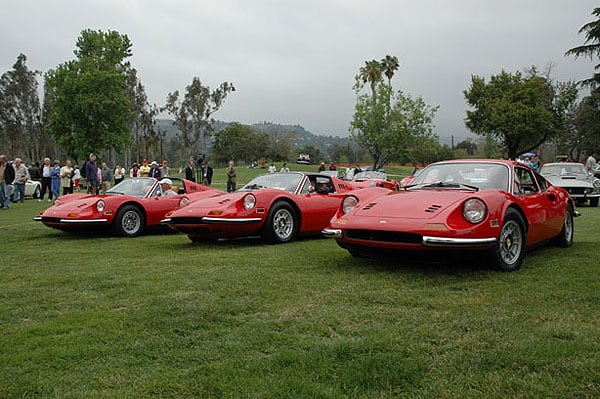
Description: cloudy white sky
2,1,598,142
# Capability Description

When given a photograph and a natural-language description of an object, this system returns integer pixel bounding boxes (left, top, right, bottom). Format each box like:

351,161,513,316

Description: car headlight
243,194,256,210
96,200,105,213
593,179,600,189
342,196,359,214
463,198,487,224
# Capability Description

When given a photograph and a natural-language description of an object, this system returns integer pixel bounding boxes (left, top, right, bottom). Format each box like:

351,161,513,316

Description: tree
358,59,383,97
381,55,399,86
212,123,268,165
44,29,135,162
165,78,235,160
0,53,48,161
565,7,600,87
464,68,574,159
351,71,438,169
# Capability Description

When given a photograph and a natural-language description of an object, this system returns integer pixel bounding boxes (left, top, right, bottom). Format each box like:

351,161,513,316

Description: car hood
352,189,473,220
544,175,594,188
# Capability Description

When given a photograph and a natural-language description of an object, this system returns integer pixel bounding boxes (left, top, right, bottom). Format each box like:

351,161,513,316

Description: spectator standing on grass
100,162,112,193
149,161,161,179
160,160,170,178
268,163,276,173
139,159,150,177
185,160,195,182
130,163,140,178
86,153,99,195
202,161,213,185
39,157,52,202
60,159,74,195
280,162,289,173
50,160,61,201
72,166,81,191
586,153,596,173
0,154,15,209
13,158,30,203
226,160,236,192
114,165,124,185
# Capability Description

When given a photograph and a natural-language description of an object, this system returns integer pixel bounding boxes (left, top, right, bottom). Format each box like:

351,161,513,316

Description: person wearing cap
318,162,325,172
158,178,176,196
140,159,150,177
149,161,162,179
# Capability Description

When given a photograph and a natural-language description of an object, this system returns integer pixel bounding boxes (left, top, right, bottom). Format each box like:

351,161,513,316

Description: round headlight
342,196,359,214
243,194,256,210
593,179,600,189
463,198,487,224
96,200,105,213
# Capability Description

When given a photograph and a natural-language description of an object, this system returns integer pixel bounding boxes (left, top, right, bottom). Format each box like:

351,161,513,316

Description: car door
143,183,184,226
513,167,563,245
297,176,343,233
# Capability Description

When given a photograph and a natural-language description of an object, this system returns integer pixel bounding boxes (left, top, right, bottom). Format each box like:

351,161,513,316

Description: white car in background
10,179,42,201
539,162,600,207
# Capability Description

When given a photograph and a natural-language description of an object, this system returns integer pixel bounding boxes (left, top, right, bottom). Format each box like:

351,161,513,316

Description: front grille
345,229,422,244
565,187,588,195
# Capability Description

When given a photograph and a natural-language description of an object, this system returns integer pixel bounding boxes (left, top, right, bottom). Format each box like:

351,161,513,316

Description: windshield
239,173,303,193
540,163,587,176
354,171,386,181
409,162,509,191
106,178,156,197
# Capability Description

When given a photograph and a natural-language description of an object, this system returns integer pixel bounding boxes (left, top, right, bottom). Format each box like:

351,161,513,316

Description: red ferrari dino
34,177,223,237
323,159,579,271
162,172,358,243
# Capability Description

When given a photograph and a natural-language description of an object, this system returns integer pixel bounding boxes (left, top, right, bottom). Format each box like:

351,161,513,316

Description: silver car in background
539,162,600,207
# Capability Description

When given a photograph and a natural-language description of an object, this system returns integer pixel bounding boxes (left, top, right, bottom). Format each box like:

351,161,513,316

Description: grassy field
1,169,599,398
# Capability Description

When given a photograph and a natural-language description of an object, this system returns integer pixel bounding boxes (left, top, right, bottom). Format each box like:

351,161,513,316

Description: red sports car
162,172,357,243
352,171,399,190
34,177,223,237
323,159,579,271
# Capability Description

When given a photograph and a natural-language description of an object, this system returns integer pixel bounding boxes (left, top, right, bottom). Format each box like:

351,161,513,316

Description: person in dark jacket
185,160,195,182
201,161,213,185
0,154,15,209
85,154,99,195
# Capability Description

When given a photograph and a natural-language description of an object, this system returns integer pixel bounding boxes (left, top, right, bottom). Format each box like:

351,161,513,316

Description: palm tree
381,55,399,86
359,59,383,97
565,7,600,87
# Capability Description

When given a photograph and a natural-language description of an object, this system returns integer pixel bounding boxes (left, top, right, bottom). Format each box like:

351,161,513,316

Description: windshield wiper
242,183,265,190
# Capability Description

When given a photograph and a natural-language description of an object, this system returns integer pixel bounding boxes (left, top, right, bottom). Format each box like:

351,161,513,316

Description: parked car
10,179,42,201
162,172,358,243
352,171,399,190
323,159,578,272
539,162,600,207
34,177,223,237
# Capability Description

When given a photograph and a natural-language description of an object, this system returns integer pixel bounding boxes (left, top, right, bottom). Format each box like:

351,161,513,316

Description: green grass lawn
1,186,599,398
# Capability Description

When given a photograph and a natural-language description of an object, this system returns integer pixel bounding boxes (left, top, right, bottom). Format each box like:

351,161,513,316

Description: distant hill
155,119,349,151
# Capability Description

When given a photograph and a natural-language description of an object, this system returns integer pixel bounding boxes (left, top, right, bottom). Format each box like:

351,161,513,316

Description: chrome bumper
322,228,342,238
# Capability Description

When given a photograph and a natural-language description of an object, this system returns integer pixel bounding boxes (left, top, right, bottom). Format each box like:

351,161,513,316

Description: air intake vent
362,202,377,210
425,204,442,213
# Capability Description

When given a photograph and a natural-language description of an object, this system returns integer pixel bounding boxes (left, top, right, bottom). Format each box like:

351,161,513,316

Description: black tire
490,209,526,272
33,185,41,199
113,205,145,237
590,197,599,207
263,202,297,243
555,205,574,247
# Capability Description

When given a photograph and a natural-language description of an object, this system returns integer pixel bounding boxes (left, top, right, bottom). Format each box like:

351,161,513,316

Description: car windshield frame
408,162,510,192
540,163,588,176
239,172,304,194
354,171,386,181
106,177,157,198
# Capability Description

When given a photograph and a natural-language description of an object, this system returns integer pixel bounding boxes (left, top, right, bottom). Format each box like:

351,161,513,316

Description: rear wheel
490,209,526,272
33,185,41,199
113,205,145,237
555,205,574,247
263,202,297,243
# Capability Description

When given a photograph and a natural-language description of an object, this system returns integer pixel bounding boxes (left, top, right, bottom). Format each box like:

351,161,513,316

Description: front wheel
490,209,526,272
555,205,574,247
263,202,297,243
113,205,145,237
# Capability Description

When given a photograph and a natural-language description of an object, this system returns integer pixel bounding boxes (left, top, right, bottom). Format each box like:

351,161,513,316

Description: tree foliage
565,7,600,87
351,58,439,169
165,78,235,160
0,54,51,161
44,29,135,162
464,68,576,159
212,122,269,165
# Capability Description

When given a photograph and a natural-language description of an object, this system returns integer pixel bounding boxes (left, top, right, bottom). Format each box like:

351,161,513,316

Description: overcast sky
2,0,598,142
